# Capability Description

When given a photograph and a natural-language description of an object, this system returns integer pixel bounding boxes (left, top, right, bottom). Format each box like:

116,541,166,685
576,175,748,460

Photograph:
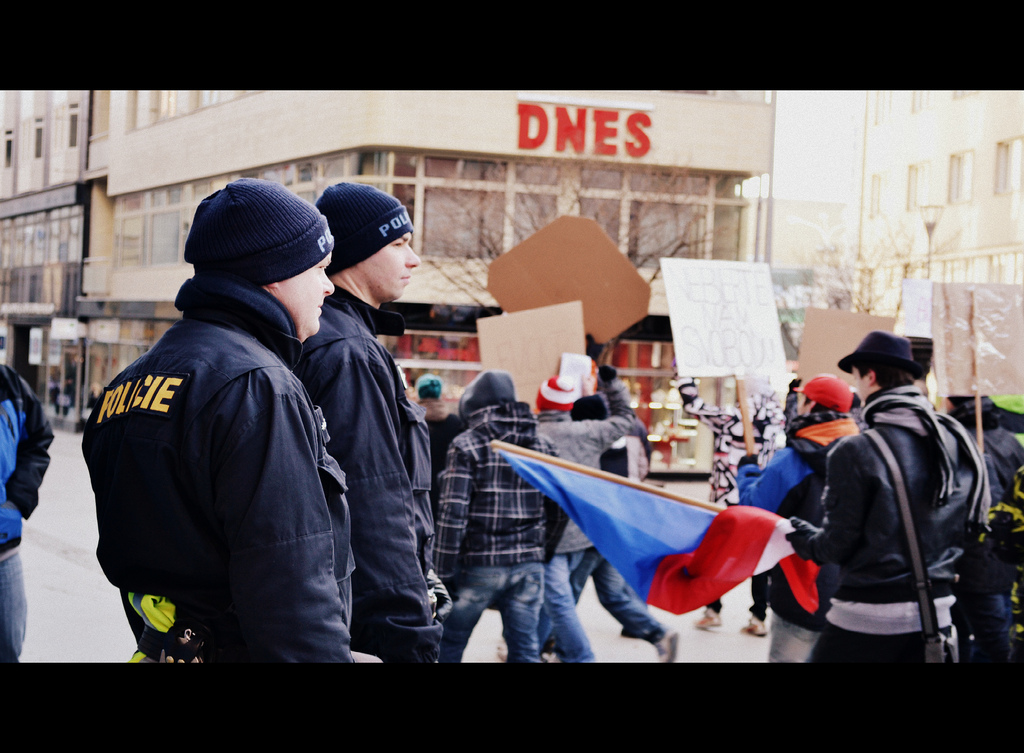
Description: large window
996,138,1023,194
907,162,930,210
949,151,973,203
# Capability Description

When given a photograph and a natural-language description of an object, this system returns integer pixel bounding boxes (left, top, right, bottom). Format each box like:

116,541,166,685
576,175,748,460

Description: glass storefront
381,323,720,476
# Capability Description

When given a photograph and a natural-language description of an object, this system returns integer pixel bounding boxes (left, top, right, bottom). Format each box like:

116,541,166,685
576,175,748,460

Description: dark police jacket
82,272,354,662
295,288,442,663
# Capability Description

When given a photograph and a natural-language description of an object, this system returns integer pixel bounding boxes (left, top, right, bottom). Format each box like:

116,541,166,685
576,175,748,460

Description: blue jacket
738,412,857,629
296,288,442,663
83,272,354,662
0,365,53,555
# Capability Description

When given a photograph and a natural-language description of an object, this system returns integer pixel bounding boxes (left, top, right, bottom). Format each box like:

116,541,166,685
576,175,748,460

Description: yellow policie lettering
94,373,189,425
149,377,184,413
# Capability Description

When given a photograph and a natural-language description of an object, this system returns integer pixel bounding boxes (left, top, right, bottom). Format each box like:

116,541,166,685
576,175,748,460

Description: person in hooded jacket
737,373,858,661
416,373,464,525
946,395,1024,662
82,179,355,662
434,370,566,663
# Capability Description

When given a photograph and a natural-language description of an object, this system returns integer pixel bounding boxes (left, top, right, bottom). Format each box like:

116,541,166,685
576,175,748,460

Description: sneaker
655,630,679,663
694,607,722,630
496,638,507,662
741,617,768,637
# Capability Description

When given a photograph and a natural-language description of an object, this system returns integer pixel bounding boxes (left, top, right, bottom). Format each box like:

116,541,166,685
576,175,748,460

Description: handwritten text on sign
660,258,787,379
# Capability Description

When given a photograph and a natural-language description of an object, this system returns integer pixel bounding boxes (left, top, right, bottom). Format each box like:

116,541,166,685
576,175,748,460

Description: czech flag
494,441,819,616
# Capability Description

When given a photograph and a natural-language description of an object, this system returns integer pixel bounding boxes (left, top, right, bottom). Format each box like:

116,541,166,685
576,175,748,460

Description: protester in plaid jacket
434,370,566,663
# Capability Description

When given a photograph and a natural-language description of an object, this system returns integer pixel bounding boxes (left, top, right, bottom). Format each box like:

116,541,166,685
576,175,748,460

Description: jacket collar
330,287,406,337
175,271,303,367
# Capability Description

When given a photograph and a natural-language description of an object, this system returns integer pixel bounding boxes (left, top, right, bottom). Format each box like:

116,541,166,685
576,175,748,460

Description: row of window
111,151,753,269
870,138,1024,217
126,91,246,130
874,90,978,123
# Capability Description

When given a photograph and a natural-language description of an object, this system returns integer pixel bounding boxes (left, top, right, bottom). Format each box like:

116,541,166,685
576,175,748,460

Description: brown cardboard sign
476,301,587,411
797,308,895,387
486,216,651,343
931,282,1024,396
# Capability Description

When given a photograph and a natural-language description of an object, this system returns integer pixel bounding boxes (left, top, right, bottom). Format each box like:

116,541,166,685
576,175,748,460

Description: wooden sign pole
735,376,756,457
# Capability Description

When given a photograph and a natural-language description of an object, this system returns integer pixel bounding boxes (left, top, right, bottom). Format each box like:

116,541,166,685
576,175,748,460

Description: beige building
78,90,774,472
858,90,1024,317
0,90,90,430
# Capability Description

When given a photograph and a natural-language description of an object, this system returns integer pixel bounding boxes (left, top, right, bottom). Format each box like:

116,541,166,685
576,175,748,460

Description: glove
738,454,759,468
598,364,617,383
786,517,822,562
426,569,453,624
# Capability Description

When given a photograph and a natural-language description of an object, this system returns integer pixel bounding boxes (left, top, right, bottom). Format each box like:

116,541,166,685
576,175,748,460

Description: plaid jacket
434,401,566,581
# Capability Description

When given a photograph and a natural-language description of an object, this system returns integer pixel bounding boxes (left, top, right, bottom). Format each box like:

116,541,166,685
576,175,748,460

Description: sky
771,90,866,205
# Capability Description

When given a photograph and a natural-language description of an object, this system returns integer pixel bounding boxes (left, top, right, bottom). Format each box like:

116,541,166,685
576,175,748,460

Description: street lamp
919,204,943,279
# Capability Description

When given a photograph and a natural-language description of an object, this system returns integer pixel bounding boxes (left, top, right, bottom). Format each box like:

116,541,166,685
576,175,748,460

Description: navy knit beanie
316,183,414,276
184,178,334,286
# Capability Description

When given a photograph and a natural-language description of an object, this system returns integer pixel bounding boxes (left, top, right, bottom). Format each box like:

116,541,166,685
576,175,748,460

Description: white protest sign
660,258,787,379
902,278,933,338
559,352,594,402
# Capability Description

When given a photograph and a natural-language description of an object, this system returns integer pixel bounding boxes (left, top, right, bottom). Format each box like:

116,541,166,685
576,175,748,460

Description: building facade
0,90,90,431
858,90,1024,317
80,90,774,472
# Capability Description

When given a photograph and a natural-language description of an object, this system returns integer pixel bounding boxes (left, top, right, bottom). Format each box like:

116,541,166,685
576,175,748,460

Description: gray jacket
536,375,635,553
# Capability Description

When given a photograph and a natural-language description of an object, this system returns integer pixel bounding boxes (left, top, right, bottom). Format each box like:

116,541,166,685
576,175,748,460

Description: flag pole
490,439,722,513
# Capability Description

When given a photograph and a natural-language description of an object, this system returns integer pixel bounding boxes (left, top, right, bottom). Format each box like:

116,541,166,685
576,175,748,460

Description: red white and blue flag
494,441,819,616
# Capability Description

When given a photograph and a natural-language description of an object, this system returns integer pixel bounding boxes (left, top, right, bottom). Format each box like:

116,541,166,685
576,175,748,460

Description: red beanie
537,375,576,412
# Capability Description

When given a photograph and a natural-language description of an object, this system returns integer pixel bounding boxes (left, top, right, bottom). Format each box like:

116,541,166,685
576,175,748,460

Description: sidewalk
17,430,770,662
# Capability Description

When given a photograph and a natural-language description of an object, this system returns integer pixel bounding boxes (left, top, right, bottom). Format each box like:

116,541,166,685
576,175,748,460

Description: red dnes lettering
517,104,651,157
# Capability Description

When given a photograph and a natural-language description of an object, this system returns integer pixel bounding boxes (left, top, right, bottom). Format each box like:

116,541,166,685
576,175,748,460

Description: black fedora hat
837,330,924,379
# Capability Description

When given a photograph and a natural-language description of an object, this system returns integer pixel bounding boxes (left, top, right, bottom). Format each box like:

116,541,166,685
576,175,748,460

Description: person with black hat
294,183,446,663
83,178,356,662
785,330,989,662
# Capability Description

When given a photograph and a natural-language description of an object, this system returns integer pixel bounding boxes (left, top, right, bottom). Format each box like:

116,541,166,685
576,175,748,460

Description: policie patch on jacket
93,372,191,426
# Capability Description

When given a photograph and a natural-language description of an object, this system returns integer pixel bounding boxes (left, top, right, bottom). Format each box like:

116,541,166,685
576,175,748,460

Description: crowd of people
2,176,1023,663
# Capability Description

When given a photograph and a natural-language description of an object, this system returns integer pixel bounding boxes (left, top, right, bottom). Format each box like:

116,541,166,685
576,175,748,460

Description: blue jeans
439,562,544,663
0,552,26,663
570,547,665,643
537,550,595,663
953,589,1012,663
768,612,821,663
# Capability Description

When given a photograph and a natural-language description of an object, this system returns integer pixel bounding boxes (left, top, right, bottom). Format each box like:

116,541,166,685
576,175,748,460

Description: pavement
18,429,771,663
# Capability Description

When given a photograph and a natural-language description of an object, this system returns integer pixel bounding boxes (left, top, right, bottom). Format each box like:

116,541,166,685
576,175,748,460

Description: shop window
711,205,744,261
150,212,181,265
581,167,622,190
580,197,620,244
513,193,557,245
421,188,504,258
517,163,559,186
424,157,506,182
628,200,704,265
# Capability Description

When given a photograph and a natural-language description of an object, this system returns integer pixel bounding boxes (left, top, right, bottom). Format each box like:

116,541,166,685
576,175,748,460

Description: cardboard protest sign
660,258,787,380
798,308,896,387
476,301,587,409
486,216,650,343
931,283,1024,396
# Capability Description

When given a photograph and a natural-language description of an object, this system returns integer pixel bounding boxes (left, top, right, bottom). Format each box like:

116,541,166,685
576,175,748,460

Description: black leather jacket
792,387,980,604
